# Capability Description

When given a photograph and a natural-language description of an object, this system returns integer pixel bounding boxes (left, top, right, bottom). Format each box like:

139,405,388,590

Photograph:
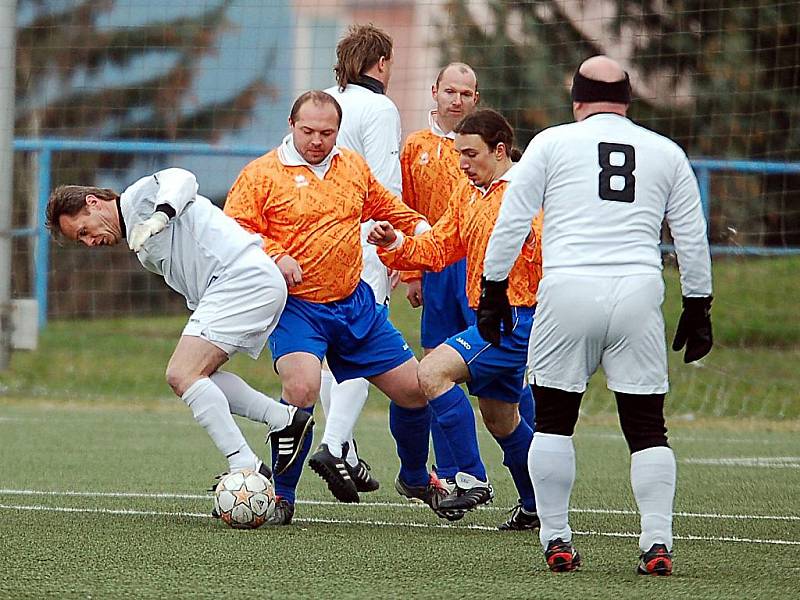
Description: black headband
571,70,631,104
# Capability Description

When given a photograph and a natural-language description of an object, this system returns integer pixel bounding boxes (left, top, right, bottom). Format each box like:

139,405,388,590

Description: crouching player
368,109,542,526
45,168,314,491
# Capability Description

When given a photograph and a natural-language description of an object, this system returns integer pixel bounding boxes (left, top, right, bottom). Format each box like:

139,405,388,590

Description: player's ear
85,194,99,207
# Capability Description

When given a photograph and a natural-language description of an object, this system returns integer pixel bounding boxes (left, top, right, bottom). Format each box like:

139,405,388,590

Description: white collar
428,110,456,140
277,134,340,180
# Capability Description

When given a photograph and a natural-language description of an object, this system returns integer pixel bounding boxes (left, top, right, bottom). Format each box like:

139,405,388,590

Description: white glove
128,212,169,252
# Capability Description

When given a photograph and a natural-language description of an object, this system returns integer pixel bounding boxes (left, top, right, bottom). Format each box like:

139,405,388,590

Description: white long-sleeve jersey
120,168,265,310
484,113,712,297
326,83,403,303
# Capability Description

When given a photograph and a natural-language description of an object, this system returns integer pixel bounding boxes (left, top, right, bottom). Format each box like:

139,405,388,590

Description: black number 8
598,142,635,203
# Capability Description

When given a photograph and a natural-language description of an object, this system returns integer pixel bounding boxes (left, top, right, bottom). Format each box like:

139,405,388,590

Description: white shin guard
529,432,576,550
631,445,676,551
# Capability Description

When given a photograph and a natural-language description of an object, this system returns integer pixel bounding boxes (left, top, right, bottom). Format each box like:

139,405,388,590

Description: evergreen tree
441,0,800,246
13,0,276,317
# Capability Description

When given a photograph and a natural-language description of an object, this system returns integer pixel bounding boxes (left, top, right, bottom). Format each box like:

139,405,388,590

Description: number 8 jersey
484,113,712,299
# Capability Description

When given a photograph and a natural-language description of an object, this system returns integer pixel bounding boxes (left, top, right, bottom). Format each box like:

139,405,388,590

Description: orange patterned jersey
378,177,543,308
400,128,467,282
225,147,424,303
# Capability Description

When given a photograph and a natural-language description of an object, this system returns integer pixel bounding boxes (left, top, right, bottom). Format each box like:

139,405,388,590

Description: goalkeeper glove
477,276,513,346
672,296,713,363
128,211,170,252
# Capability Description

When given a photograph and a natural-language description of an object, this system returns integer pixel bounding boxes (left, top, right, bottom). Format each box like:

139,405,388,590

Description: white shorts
528,272,668,394
183,247,287,359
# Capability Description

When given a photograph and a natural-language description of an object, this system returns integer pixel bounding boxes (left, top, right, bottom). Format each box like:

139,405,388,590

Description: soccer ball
214,469,275,529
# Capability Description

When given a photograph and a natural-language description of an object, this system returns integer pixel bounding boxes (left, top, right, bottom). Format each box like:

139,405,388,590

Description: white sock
210,371,291,433
319,368,335,419
182,377,257,472
529,432,576,551
631,446,676,551
321,377,370,462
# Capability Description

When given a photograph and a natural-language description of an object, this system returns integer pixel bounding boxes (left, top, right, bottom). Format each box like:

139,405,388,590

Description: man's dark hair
453,109,521,160
333,24,393,90
46,185,118,239
289,90,343,127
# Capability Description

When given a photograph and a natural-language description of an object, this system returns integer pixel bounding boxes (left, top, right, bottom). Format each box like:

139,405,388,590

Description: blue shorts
268,280,414,383
420,259,474,349
444,306,535,403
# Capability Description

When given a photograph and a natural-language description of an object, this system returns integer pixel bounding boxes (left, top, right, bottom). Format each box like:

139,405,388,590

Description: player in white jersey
308,24,404,496
480,56,713,575
45,168,314,487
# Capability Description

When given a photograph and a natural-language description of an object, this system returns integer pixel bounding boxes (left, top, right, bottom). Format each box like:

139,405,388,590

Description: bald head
579,55,626,83
571,55,630,121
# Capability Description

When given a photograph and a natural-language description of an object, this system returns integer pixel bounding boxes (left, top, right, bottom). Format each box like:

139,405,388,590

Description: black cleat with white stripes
270,407,314,476
308,443,360,503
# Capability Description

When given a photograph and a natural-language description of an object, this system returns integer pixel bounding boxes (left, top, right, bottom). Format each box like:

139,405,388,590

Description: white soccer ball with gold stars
213,469,275,529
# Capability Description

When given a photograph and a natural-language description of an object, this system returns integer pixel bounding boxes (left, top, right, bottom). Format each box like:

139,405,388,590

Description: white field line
0,502,798,546
684,457,800,468
0,488,798,522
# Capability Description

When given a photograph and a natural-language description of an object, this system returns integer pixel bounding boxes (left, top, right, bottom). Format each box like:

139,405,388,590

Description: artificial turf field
1,405,798,599
1,259,798,598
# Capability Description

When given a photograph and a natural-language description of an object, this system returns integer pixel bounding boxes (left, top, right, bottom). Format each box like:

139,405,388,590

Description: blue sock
519,385,536,430
431,419,458,479
272,400,314,504
389,402,431,487
494,419,536,512
428,386,486,481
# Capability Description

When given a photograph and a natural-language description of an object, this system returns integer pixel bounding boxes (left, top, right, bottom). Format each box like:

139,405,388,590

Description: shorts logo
402,343,409,351
294,175,309,188
419,152,429,166
455,337,471,350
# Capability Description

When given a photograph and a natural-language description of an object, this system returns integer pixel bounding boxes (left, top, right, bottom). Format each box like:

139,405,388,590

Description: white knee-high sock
319,369,335,419
529,432,576,550
321,377,370,462
631,445,676,551
210,371,291,433
182,377,257,472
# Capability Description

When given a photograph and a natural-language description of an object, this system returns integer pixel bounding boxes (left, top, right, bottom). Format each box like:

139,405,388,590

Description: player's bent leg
367,358,434,500
265,352,321,515
415,347,489,514
167,336,260,473
616,391,675,574
479,397,538,531
529,385,583,570
275,352,323,409
422,347,459,482
165,334,229,397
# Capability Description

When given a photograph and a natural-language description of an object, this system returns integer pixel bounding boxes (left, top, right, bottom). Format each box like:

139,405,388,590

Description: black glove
477,276,513,346
672,296,713,363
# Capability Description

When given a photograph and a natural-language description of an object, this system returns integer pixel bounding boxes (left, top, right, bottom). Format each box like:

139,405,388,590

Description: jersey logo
455,337,472,350
419,152,429,166
294,175,309,188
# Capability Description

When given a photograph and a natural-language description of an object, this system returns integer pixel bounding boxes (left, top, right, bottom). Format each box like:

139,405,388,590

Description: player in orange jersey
399,63,490,484
370,109,542,524
224,91,488,524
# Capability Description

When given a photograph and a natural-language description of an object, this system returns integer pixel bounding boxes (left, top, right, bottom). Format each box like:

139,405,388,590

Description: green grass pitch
0,258,798,598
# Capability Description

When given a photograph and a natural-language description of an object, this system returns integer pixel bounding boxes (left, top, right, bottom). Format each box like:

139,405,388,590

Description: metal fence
12,137,800,326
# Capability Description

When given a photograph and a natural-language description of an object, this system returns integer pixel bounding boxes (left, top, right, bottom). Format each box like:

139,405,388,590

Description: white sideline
0,488,798,522
0,502,798,546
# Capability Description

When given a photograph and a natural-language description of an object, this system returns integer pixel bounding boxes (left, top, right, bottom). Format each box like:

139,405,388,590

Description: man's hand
476,277,512,346
367,221,398,247
672,296,713,363
128,212,169,252
277,255,303,288
388,269,401,291
405,278,423,308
